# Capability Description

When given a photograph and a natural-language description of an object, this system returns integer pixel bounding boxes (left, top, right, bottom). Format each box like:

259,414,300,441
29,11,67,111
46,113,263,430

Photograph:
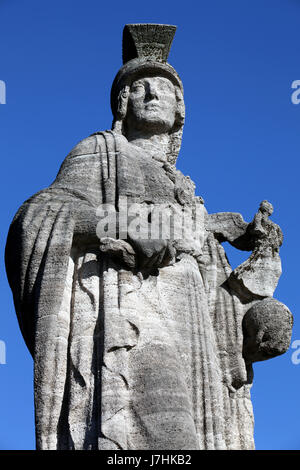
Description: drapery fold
5,131,254,450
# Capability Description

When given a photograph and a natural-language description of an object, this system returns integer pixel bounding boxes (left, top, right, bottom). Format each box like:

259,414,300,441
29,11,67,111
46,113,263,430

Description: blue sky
1,0,300,450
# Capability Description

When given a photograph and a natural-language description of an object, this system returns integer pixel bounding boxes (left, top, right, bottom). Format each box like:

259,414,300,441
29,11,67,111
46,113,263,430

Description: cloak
5,131,255,450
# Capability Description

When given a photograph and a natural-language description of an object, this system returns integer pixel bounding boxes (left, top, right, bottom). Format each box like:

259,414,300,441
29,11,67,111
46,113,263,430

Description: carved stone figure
5,24,293,450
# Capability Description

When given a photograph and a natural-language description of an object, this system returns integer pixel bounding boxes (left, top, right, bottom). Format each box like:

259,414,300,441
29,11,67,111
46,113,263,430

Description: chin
139,114,174,133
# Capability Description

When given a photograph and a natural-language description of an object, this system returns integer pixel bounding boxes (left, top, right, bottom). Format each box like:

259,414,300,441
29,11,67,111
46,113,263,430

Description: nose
145,82,159,101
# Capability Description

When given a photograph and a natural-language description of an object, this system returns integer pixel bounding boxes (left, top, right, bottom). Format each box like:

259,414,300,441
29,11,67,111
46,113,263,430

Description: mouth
145,103,160,110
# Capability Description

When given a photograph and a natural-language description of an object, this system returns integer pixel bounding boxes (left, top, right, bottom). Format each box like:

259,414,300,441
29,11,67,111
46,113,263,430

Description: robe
5,130,255,450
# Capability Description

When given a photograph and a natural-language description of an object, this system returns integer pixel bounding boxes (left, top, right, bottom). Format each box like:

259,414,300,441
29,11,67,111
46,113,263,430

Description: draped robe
5,131,255,450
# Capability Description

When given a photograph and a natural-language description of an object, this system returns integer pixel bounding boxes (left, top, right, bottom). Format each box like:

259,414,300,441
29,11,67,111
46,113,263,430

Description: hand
99,237,136,268
129,237,175,270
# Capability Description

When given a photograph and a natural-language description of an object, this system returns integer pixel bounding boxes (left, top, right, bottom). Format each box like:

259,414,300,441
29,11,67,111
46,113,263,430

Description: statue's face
125,76,177,133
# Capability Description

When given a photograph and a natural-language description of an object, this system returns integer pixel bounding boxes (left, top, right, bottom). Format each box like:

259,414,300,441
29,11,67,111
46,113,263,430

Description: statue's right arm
51,135,106,248
72,204,102,247
52,134,176,267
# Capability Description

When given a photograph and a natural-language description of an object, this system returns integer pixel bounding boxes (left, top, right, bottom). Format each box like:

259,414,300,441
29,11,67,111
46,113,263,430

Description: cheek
160,91,177,109
128,96,144,114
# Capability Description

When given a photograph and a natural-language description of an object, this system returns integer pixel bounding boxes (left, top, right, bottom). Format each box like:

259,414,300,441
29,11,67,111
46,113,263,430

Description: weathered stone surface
228,200,283,300
5,24,292,450
243,298,293,364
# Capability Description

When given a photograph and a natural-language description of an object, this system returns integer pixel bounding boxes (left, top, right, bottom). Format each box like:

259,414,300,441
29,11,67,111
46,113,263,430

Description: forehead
131,76,175,88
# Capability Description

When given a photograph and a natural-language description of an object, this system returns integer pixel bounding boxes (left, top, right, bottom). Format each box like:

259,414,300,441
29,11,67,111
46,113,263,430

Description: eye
131,83,145,93
159,79,174,92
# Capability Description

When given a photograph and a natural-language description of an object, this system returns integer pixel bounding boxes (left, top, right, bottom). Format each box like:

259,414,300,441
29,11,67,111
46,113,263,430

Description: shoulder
67,134,100,159
67,131,128,159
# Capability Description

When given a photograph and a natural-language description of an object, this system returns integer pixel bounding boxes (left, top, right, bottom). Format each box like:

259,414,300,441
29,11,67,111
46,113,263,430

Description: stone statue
5,24,293,450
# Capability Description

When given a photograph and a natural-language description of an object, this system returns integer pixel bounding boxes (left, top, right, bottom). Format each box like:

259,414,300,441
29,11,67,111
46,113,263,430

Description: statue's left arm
205,205,293,366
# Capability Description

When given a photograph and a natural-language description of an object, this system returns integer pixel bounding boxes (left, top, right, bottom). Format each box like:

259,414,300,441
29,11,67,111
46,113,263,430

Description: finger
160,243,175,267
142,250,165,270
155,247,168,267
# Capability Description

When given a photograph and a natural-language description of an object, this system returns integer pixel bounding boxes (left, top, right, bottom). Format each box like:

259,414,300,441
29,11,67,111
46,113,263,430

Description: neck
126,129,169,162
